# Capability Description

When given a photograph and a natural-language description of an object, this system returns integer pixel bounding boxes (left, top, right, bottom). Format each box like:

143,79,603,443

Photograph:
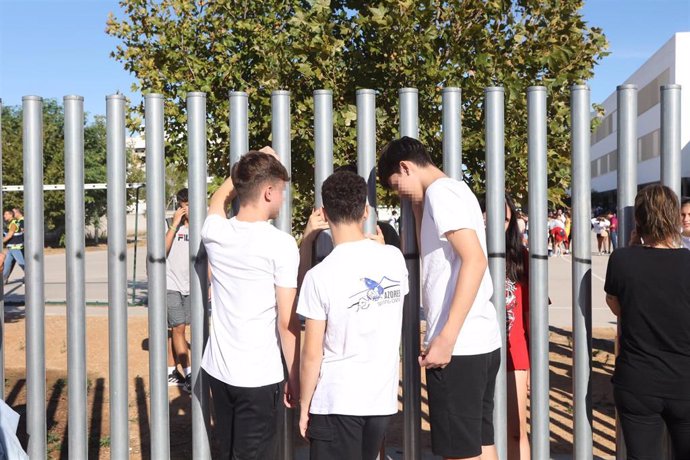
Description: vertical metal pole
272,91,292,234
106,94,129,459
0,97,4,400
314,90,333,208
229,92,248,215
188,92,211,459
571,85,593,460
357,89,377,234
442,87,463,180
24,95,46,459
485,87,507,460
528,86,550,460
65,95,88,460
398,88,421,460
271,90,293,460
660,85,681,198
144,94,171,459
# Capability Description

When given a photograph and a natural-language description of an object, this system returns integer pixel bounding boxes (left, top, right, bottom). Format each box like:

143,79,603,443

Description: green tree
107,0,608,229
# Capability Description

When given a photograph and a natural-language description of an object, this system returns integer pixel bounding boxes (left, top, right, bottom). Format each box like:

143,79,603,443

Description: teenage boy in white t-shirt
377,137,502,460
201,149,301,459
298,170,408,460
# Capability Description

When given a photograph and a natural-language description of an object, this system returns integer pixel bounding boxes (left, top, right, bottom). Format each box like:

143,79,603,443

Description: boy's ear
363,205,369,221
399,160,413,176
322,208,330,223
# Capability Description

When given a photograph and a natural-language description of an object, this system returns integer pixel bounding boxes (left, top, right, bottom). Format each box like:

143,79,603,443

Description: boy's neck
236,203,271,223
330,221,366,246
418,165,448,192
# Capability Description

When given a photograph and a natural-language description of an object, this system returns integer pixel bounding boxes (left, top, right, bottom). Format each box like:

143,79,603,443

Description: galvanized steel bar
65,95,88,460
314,90,333,208
229,91,248,215
527,86,550,460
106,94,129,459
485,87,507,460
145,94,171,458
357,89,377,234
0,97,4,400
272,90,292,234
271,90,294,460
24,95,46,459
571,85,593,460
442,87,462,180
188,92,211,459
398,87,422,460
660,84,681,198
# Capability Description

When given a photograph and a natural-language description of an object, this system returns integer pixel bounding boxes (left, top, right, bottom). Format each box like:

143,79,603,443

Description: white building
590,32,690,205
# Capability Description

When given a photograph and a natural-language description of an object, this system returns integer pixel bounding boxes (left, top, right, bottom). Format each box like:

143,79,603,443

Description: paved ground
3,235,618,330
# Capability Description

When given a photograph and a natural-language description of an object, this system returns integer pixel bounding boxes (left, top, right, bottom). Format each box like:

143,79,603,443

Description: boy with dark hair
298,171,408,460
165,188,192,391
378,137,501,460
201,148,300,459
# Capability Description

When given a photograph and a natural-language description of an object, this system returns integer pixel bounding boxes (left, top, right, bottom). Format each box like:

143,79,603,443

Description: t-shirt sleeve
296,271,326,320
427,182,476,238
201,214,225,244
274,235,300,288
604,251,619,296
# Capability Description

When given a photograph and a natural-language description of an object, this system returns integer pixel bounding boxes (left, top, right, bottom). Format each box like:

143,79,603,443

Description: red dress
506,255,530,371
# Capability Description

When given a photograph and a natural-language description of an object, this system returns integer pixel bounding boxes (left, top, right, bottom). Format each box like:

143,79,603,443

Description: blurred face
505,204,512,232
388,171,424,203
266,180,286,220
681,203,690,234
3,211,12,222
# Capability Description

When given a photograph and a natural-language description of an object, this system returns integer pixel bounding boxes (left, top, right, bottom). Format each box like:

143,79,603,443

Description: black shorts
307,413,392,460
208,373,283,459
426,348,500,458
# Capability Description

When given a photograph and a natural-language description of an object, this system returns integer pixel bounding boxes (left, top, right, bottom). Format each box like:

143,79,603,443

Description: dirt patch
3,315,616,458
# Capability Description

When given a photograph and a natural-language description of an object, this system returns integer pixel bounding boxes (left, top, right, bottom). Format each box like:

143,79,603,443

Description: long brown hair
634,184,681,247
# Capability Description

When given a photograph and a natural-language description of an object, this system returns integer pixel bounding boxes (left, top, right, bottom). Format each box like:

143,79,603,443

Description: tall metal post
571,85,593,460
660,84,681,198
442,87,463,180
485,87,507,460
273,91,292,234
229,91,249,215
0,97,4,400
528,86,550,460
314,90,334,208
106,94,129,459
188,92,211,459
24,95,46,459
65,95,88,460
357,89,377,234
271,90,294,460
398,88,422,460
145,94,171,459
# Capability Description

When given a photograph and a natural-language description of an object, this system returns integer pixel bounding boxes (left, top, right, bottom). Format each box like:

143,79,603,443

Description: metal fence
0,81,682,459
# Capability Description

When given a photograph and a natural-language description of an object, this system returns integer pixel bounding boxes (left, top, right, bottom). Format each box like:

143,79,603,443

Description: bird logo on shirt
349,276,401,311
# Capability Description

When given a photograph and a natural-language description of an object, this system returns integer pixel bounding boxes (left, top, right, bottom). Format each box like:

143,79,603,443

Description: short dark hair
176,188,188,204
231,151,290,203
634,184,680,246
377,137,433,189
682,196,690,207
322,171,367,225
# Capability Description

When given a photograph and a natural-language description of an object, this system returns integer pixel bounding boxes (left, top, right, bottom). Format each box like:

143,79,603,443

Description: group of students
2,207,25,284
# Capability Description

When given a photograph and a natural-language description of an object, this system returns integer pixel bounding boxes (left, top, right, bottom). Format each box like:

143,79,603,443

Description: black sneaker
183,374,192,394
168,369,184,387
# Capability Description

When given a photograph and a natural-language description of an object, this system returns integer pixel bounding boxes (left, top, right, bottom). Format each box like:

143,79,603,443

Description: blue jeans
3,248,25,281
610,231,618,251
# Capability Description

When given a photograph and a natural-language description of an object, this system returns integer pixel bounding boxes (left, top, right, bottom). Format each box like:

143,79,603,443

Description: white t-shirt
681,234,690,250
201,215,299,387
591,218,610,234
421,178,501,356
166,224,190,295
297,239,408,416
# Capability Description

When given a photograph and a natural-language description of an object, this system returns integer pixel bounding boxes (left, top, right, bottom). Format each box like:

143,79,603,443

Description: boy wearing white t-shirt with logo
201,149,301,459
298,171,408,460
378,137,501,460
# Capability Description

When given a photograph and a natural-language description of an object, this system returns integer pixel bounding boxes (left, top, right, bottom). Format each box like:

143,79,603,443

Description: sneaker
168,369,184,387
183,374,192,394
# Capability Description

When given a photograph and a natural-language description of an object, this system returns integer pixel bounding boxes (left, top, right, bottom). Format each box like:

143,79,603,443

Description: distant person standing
3,208,25,283
681,197,690,250
605,185,690,459
165,188,192,392
608,212,618,252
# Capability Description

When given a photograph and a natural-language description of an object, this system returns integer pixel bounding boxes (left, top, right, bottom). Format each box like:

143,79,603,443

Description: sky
1,0,689,119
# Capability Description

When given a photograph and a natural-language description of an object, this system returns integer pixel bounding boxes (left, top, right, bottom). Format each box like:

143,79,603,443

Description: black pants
307,413,391,460
209,373,283,460
614,386,690,460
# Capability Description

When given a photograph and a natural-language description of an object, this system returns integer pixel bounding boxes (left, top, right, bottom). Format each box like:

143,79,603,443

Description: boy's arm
208,177,236,217
276,285,300,407
420,228,487,369
298,209,329,288
299,318,325,438
606,294,621,317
